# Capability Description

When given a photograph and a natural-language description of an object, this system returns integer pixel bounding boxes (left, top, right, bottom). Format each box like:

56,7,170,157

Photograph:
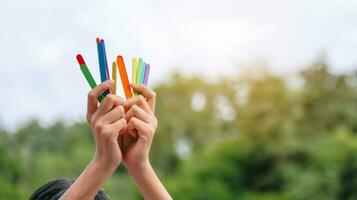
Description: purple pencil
143,64,150,85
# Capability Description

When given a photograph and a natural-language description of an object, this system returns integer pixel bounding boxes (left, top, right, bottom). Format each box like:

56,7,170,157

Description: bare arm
59,160,115,200
60,80,126,200
122,83,172,200
127,161,171,200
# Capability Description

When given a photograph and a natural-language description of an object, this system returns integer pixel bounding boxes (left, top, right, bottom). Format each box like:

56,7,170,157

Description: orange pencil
116,55,132,99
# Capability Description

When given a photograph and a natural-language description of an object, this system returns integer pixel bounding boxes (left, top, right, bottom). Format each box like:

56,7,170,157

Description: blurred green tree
0,59,356,199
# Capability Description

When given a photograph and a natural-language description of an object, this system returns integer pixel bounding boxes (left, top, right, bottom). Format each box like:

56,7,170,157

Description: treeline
0,59,356,199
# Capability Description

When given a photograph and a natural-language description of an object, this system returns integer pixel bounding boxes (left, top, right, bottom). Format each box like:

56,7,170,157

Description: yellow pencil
112,62,117,95
132,58,137,84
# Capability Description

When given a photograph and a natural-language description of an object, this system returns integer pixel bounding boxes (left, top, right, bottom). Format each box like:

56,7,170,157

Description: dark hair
29,179,110,200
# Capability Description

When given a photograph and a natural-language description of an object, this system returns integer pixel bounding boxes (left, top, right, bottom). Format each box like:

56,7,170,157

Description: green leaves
0,58,356,199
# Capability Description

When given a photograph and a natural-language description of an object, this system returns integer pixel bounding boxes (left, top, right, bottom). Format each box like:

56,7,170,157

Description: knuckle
150,91,157,99
153,118,158,130
129,118,137,126
120,118,127,126
107,94,116,102
94,122,104,133
137,95,145,103
117,110,125,119
127,120,134,128
113,106,123,116
88,91,95,99
102,126,112,135
147,126,155,136
104,81,110,86
132,105,139,113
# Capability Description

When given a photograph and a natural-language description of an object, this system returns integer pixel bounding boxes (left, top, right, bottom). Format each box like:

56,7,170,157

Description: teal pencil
140,63,146,84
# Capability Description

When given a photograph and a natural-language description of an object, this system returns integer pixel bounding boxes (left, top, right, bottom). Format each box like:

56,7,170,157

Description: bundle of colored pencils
76,37,151,102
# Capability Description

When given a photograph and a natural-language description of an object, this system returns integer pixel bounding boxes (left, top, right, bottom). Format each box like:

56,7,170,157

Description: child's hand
86,80,127,170
60,80,128,200
120,84,171,200
121,83,157,169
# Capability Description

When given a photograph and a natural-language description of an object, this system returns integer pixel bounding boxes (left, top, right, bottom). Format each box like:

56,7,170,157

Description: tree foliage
0,59,356,199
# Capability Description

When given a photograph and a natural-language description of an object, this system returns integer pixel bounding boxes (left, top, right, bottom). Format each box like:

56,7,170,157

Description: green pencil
76,54,104,102
135,58,143,96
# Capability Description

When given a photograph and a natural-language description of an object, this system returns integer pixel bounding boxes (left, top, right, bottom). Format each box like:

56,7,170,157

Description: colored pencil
96,38,110,96
140,62,146,84
101,39,110,80
116,55,132,99
143,64,150,85
112,62,117,95
134,58,143,95
76,54,104,102
136,58,143,84
132,58,137,83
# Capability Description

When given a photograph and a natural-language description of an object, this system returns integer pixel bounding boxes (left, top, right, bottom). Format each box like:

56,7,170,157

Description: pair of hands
87,80,157,172
60,80,171,200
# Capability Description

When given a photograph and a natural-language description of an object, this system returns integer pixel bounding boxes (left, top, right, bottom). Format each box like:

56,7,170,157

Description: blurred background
0,0,357,199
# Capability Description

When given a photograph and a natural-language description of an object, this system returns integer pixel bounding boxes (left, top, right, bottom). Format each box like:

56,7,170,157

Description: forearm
60,160,115,200
127,162,172,200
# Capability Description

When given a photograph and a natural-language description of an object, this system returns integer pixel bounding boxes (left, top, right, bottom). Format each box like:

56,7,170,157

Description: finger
100,105,125,124
114,118,127,134
106,118,127,139
125,104,154,124
123,95,152,114
92,95,124,123
127,117,154,140
98,95,124,116
87,80,115,117
130,83,156,112
126,121,138,138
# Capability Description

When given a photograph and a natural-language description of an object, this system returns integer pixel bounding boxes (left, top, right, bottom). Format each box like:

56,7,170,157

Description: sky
0,0,356,130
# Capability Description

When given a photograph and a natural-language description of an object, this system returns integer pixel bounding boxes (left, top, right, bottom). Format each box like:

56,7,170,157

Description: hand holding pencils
76,37,151,102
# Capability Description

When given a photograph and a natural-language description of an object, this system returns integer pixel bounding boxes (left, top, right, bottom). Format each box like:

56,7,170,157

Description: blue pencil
96,38,110,96
140,63,147,84
101,39,110,80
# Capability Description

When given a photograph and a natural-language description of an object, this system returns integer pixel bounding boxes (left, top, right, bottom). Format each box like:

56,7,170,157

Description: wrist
126,159,151,174
92,156,119,173
126,160,154,189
